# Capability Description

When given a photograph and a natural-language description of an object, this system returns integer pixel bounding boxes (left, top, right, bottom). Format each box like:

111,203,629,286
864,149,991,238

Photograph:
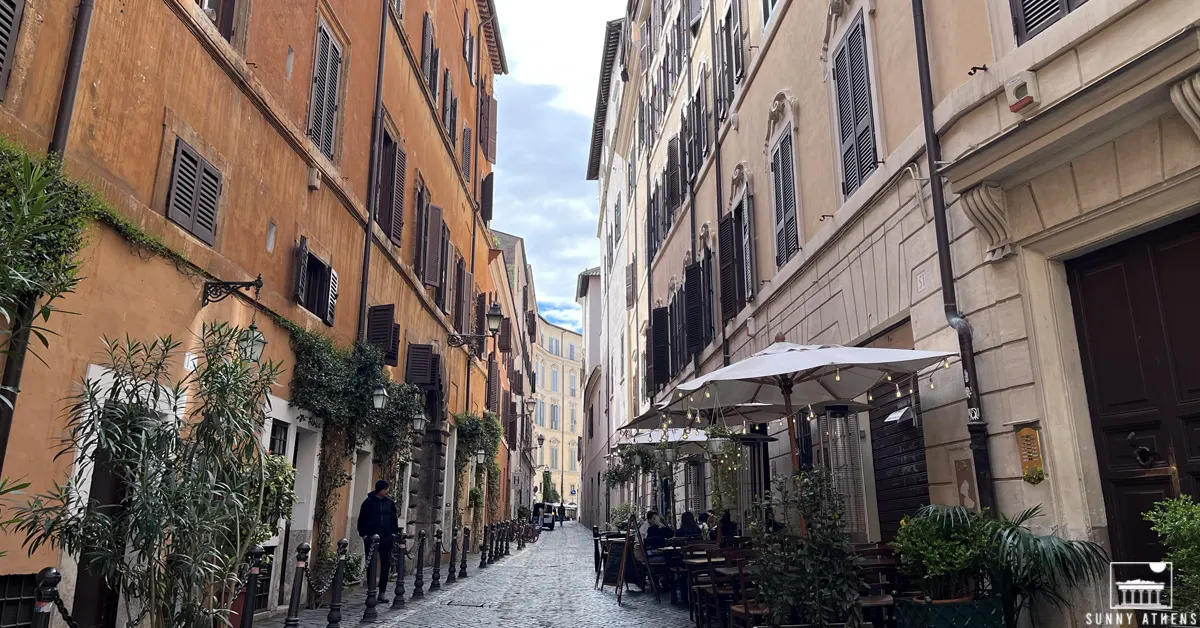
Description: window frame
308,16,345,161
830,11,879,199
769,126,800,268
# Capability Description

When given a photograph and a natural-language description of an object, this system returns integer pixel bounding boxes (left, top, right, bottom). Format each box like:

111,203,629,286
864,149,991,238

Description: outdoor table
683,556,725,566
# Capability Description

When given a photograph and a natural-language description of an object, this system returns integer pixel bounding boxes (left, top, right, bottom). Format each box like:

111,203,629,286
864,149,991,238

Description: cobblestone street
259,522,692,628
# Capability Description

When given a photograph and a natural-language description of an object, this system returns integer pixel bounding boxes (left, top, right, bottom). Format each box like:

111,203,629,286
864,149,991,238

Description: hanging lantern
238,322,268,363
372,385,389,410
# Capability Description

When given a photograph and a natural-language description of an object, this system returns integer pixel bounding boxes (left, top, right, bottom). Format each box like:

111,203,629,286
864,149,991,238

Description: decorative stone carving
700,221,714,252
683,250,693,265
959,183,1013,262
731,161,752,193
1171,72,1200,140
764,90,799,150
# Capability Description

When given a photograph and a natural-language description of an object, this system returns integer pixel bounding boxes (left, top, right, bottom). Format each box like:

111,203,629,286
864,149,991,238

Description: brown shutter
651,307,670,388
294,236,310,304
310,27,331,144
718,212,738,321
367,304,396,359
480,172,494,222
486,95,499,164
487,357,501,413
475,293,487,336
0,0,26,101
461,269,473,332
405,343,435,387
834,16,875,196
478,93,489,152
377,136,397,237
391,146,407,245
498,317,512,353
685,262,705,356
322,267,338,326
388,323,400,367
430,49,441,105
166,139,200,233
461,127,472,179
192,160,221,245
421,13,434,86
666,137,680,209
423,204,444,286
778,134,799,265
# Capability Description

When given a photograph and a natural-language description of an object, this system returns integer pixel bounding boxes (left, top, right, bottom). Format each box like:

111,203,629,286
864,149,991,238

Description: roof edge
585,18,625,181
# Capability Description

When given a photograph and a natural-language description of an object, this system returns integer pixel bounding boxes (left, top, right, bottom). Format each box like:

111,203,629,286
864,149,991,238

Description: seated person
718,510,738,540
678,511,703,538
698,512,711,539
643,510,674,550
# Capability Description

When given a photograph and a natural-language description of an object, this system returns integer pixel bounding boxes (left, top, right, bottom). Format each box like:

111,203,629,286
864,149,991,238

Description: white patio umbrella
620,402,794,431
669,335,954,470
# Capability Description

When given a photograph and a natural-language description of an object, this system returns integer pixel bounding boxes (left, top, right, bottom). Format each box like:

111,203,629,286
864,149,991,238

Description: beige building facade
532,315,585,510
588,0,1200,621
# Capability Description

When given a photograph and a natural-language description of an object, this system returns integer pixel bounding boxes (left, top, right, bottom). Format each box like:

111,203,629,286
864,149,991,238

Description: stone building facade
0,0,517,618
588,0,1200,621
531,314,585,511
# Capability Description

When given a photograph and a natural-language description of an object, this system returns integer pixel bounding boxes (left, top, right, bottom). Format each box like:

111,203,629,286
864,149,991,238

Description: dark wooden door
72,462,123,628
869,373,929,542
1068,214,1200,562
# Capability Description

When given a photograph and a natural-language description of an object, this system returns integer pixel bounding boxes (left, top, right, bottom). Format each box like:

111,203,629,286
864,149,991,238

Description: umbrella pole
783,381,799,472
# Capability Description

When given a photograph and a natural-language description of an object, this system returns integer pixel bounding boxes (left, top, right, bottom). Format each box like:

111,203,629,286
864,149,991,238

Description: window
165,138,222,245
0,0,26,101
569,344,576,360
770,131,800,267
551,404,560,430
569,442,577,471
569,372,577,397
537,400,546,426
550,443,559,470
376,128,407,247
0,574,36,627
1012,0,1089,44
539,444,545,466
420,13,439,104
309,19,343,160
268,421,289,456
719,194,756,321
833,15,876,197
294,236,338,326
761,0,780,23
549,338,560,356
588,407,595,439
614,194,622,241
570,407,577,433
366,304,401,366
199,0,237,42
461,127,472,183
551,367,559,392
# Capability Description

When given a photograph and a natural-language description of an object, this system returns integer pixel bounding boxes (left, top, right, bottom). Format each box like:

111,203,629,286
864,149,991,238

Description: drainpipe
0,0,95,476
911,0,994,511
355,0,389,343
707,0,730,367
685,19,700,376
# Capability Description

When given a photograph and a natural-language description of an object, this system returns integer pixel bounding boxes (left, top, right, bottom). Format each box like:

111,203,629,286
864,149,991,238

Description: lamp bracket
203,275,263,307
447,332,496,348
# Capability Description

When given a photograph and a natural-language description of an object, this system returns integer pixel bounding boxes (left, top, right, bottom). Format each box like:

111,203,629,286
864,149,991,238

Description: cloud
539,299,583,333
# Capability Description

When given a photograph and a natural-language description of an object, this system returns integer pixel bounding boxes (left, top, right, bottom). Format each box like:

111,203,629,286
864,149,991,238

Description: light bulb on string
705,390,711,399
895,384,902,398
929,378,935,390
868,391,874,402
908,385,914,395
835,368,841,382
887,373,893,381
943,358,951,369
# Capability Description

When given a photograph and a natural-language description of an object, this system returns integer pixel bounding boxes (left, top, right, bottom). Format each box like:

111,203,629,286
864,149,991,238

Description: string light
929,378,935,390
908,385,914,394
895,384,902,398
705,390,711,399
867,391,874,402
887,373,893,381
943,358,951,369
835,368,841,382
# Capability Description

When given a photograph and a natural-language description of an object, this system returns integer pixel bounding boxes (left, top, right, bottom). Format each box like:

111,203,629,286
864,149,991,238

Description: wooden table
683,556,726,566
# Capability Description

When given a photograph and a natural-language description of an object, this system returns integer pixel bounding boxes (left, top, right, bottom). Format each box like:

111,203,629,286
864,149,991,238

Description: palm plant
916,504,1108,628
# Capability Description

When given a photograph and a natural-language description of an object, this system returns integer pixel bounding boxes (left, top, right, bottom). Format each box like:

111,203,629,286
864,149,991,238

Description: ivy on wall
452,411,502,530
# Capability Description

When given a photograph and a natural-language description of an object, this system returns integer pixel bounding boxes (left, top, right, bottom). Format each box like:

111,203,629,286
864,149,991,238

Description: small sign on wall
954,457,978,511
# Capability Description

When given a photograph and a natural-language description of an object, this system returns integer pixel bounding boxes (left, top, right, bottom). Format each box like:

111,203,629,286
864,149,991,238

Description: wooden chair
730,562,770,628
701,549,755,628
683,544,719,627
855,542,898,628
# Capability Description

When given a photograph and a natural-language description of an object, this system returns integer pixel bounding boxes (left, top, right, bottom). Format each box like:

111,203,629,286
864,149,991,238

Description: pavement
256,520,693,628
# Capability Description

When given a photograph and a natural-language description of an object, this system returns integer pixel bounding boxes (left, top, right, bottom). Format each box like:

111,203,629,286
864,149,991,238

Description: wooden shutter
367,304,396,361
461,127,472,178
718,212,739,321
405,343,435,387
731,0,745,81
651,307,670,388
310,26,331,147
310,24,341,160
666,137,680,209
476,293,487,337
388,323,400,367
688,0,702,26
487,357,501,413
431,49,441,105
480,172,494,222
377,136,397,237
166,140,200,235
0,0,25,101
835,17,875,196
486,95,499,164
498,317,512,353
423,205,444,286
294,236,310,305
391,146,407,245
441,70,452,125
715,21,727,118
681,110,691,185
450,97,459,142
191,161,220,245
1012,0,1070,44
461,269,473,332
685,262,705,356
421,13,434,86
773,134,799,267
626,262,636,309
322,267,338,326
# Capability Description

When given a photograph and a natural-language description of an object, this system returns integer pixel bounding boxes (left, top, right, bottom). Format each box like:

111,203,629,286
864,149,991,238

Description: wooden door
72,462,123,628
1068,214,1200,561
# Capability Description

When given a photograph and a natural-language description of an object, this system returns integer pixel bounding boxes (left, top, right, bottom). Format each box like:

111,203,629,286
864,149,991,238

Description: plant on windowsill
749,468,863,627
1146,495,1200,616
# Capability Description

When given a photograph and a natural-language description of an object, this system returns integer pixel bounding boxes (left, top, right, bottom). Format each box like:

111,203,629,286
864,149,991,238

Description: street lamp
238,322,268,363
537,433,545,448
411,410,428,434
447,301,506,347
372,385,388,410
524,397,537,417
475,448,487,465
486,302,504,334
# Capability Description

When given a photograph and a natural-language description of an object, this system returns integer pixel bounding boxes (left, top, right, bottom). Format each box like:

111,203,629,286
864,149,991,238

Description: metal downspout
0,0,95,476
911,0,994,511
356,0,390,343
707,0,730,367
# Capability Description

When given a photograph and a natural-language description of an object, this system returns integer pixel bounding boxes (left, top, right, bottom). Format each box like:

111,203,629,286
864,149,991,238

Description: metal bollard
459,527,470,578
429,528,443,590
446,525,459,584
479,525,490,568
519,520,526,550
488,523,497,564
32,567,61,628
505,521,512,556
283,543,310,628
240,545,264,628
412,530,426,598
391,534,407,609
592,526,601,574
326,538,349,628
362,534,380,623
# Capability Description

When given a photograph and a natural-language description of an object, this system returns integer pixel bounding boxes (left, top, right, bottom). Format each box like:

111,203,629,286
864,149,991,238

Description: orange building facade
0,0,518,617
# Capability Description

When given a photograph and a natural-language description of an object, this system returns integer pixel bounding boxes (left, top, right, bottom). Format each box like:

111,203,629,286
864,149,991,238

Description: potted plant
890,510,987,602
706,423,734,455
893,505,1107,628
750,468,863,627
1146,495,1200,617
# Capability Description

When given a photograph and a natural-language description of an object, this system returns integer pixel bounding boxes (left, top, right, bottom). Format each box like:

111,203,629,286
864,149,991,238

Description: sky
489,0,626,333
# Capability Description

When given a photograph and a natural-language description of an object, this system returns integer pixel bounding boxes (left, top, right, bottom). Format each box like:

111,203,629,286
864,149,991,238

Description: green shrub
609,502,637,530
1146,495,1200,614
891,508,989,599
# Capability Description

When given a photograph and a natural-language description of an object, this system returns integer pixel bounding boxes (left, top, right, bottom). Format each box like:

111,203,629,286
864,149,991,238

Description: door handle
1127,431,1158,468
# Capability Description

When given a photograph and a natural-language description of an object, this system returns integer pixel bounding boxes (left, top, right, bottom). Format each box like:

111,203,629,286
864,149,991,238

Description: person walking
357,479,399,603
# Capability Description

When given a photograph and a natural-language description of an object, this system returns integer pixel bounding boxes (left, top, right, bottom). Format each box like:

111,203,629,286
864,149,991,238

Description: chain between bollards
33,567,78,628
446,525,459,583
361,534,380,623
459,527,470,578
391,533,408,608
429,528,443,590
284,543,311,628
412,530,427,598
325,538,348,628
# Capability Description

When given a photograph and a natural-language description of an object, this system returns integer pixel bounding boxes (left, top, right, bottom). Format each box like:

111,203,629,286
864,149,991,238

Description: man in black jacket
356,479,399,602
